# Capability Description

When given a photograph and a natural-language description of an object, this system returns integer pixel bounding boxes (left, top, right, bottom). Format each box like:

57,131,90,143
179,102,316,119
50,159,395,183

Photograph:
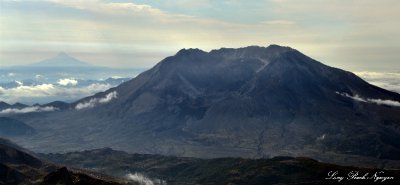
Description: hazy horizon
1,0,400,72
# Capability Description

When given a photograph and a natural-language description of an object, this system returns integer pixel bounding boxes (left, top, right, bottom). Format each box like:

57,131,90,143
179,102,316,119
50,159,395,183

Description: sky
0,0,400,71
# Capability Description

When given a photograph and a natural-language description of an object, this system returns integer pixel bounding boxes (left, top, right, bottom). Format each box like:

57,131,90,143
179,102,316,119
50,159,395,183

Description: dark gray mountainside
0,138,132,185
8,45,400,166
0,102,28,110
0,117,36,137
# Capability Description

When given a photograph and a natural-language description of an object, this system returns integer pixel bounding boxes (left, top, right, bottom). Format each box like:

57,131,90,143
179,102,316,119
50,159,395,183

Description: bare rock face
15,45,400,165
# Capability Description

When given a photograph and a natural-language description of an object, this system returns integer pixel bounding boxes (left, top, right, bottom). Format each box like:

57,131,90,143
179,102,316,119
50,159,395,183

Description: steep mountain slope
12,45,400,165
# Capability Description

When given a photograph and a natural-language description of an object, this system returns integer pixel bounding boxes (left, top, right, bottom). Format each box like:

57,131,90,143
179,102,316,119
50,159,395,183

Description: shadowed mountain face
41,148,400,185
0,117,36,137
0,138,128,185
12,45,400,165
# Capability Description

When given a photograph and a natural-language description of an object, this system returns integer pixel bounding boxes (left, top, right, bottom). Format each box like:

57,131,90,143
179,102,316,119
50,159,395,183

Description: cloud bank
0,83,113,104
336,92,400,107
355,71,400,93
75,91,117,110
0,106,58,114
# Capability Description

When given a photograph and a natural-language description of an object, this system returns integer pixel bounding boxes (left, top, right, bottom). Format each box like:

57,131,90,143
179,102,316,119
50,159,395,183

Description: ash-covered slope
15,45,400,164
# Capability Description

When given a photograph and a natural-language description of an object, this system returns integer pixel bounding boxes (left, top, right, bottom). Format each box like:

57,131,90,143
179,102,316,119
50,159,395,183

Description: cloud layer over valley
355,71,400,93
0,82,113,105
0,106,57,114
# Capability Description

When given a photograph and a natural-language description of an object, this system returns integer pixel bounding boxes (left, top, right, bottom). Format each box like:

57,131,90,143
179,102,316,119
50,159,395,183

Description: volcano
11,45,400,166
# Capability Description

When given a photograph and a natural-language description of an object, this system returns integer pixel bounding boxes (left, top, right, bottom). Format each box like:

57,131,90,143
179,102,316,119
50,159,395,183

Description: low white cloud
336,92,400,107
126,173,154,185
35,74,42,78
75,98,97,110
336,92,366,102
111,76,124,79
7,73,15,77
98,91,117,103
0,83,113,104
367,99,400,107
317,134,326,141
0,106,58,114
75,91,117,110
58,78,78,86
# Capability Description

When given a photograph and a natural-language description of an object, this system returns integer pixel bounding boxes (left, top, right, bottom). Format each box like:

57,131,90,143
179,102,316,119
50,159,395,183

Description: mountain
40,167,123,185
0,138,130,185
0,138,43,168
0,102,29,111
30,52,92,67
41,148,400,185
0,117,36,137
0,102,10,110
11,45,400,166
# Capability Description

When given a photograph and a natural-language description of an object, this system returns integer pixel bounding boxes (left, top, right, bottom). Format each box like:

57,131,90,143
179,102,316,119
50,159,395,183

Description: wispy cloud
336,92,400,107
0,106,58,114
15,81,23,86
48,0,165,17
261,20,295,26
75,91,117,110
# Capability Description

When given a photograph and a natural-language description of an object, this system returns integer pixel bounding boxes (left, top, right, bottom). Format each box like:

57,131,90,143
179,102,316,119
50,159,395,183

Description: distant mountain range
0,52,144,84
3,45,400,168
0,53,146,104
